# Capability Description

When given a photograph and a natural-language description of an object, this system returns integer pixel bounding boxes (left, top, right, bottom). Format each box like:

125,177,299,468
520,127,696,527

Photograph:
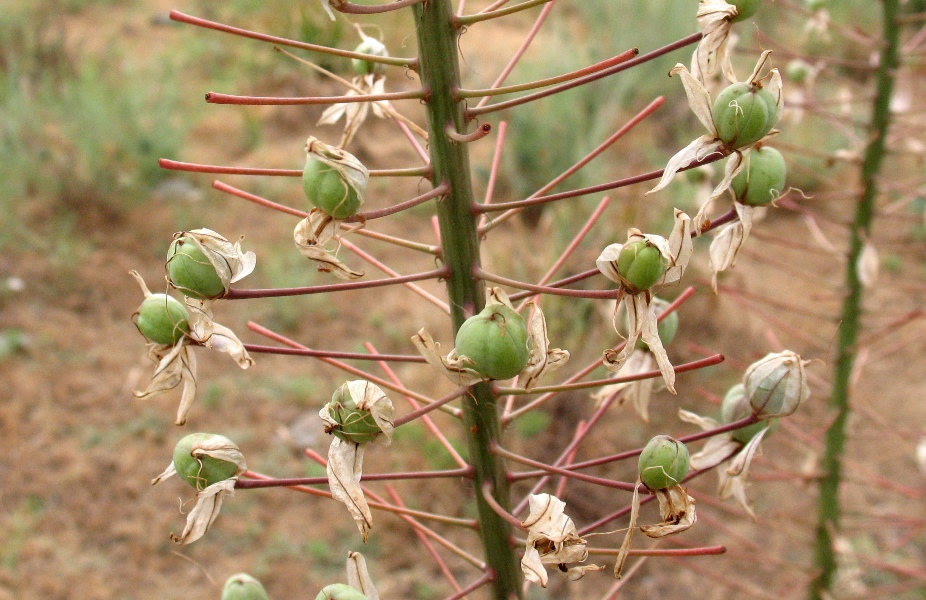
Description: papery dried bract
345,552,379,600
167,229,256,298
744,350,809,418
640,485,697,537
718,427,769,519
321,381,394,541
709,203,766,291
693,0,740,83
519,301,570,390
592,349,660,421
294,210,365,280
521,494,593,588
411,328,484,387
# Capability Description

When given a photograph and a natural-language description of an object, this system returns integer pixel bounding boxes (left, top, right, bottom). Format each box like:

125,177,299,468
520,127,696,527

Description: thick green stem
810,1,900,598
412,1,522,597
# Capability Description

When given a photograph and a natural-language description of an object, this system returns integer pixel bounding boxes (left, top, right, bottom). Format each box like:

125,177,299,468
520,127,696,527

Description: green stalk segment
411,1,523,597
810,1,900,598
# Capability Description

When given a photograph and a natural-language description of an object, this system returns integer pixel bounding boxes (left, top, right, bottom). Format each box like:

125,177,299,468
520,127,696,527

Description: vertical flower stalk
810,1,900,598
411,1,521,597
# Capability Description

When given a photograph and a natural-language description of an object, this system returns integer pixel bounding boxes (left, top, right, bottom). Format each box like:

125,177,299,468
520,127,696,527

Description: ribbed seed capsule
325,383,384,445
615,240,666,293
173,433,240,491
743,351,809,418
135,293,190,345
315,583,369,600
167,237,225,300
454,304,530,380
721,383,777,444
222,574,269,600
302,139,368,220
731,146,787,206
728,0,761,22
638,435,691,491
351,37,388,76
712,82,778,150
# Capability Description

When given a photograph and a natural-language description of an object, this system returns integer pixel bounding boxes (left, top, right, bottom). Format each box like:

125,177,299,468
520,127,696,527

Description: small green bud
454,304,530,380
351,37,388,77
720,383,777,444
786,59,812,84
638,435,690,491
731,146,787,206
136,293,190,345
728,0,761,22
316,583,369,600
173,433,240,491
222,573,269,600
167,237,225,300
615,240,666,293
632,297,679,351
712,82,778,150
326,384,384,444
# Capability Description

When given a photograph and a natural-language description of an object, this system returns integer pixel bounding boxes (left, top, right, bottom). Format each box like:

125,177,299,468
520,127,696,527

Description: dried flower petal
718,426,769,519
345,552,379,600
411,328,484,387
133,341,198,426
692,0,740,83
520,301,570,390
521,494,590,588
856,240,879,289
592,350,660,421
708,203,765,291
641,485,697,537
294,210,365,280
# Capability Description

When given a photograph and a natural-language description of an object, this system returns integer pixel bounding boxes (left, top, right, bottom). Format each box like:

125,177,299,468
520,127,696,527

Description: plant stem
454,0,554,26
159,158,431,178
412,0,522,596
204,88,427,106
810,1,900,598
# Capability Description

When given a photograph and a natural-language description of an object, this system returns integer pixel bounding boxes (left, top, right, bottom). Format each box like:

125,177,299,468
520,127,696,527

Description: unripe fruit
786,59,812,84
728,0,761,22
721,383,777,444
638,435,690,491
167,238,225,300
136,293,190,345
615,240,666,293
454,304,530,380
222,574,269,600
327,385,383,444
731,146,787,206
316,583,369,600
303,154,363,219
351,39,387,77
712,82,778,150
173,433,239,491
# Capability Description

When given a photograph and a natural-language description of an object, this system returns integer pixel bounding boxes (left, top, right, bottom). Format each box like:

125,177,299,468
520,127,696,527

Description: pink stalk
169,10,416,68
481,482,528,531
337,237,451,313
492,443,639,491
213,180,305,217
467,33,702,118
204,88,426,106
444,573,494,600
586,545,727,557
472,1,555,111
225,266,449,299
495,354,725,395
396,119,431,163
664,556,781,600
366,342,468,468
159,158,430,178
247,322,460,417
479,97,665,233
445,122,493,143
386,486,469,596
236,467,472,488
554,422,585,498
478,120,508,229
244,343,426,363
334,0,427,14
474,267,619,299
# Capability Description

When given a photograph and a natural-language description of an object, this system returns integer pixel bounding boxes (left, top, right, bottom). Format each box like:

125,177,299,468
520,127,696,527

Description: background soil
1,1,925,599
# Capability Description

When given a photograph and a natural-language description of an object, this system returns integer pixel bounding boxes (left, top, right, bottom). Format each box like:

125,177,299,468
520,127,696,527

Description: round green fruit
351,39,387,77
731,146,787,206
136,293,190,345
712,82,778,150
222,574,269,600
303,155,363,219
173,433,239,491
316,583,369,600
786,59,812,84
720,383,777,444
616,240,666,293
728,0,761,22
638,435,690,491
454,304,530,380
167,238,225,300
327,386,383,445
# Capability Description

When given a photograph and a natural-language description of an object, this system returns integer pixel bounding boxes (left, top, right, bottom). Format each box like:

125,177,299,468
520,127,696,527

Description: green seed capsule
222,573,269,600
454,305,530,380
731,146,787,206
327,384,383,445
638,435,690,491
728,0,761,22
720,383,777,444
351,39,387,77
712,82,778,150
136,293,190,345
316,583,369,600
173,433,240,491
616,240,666,293
786,59,812,84
167,238,225,300
303,154,364,219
